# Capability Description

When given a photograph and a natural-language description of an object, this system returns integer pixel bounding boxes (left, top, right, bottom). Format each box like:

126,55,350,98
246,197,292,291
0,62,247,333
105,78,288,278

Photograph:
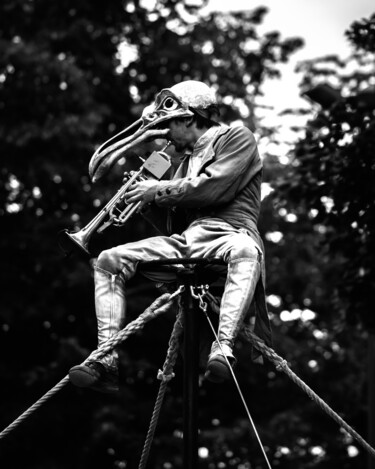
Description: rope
204,290,375,459
0,289,182,441
196,288,272,469
138,300,185,469
241,326,375,459
205,315,273,468
84,289,182,364
0,376,70,441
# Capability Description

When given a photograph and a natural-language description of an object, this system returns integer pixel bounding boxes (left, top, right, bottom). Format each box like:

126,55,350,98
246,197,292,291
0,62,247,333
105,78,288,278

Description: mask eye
163,97,179,111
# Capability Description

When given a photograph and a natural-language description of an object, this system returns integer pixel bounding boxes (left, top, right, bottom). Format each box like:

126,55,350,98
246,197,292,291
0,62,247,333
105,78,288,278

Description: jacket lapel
197,124,229,173
174,124,230,178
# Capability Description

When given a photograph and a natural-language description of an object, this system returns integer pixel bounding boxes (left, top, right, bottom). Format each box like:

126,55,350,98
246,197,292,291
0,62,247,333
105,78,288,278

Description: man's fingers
125,195,138,205
124,186,138,203
125,180,158,205
125,193,138,204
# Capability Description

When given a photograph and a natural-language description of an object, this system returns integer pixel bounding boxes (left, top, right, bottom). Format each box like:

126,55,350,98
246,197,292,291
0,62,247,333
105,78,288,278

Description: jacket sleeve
154,126,262,208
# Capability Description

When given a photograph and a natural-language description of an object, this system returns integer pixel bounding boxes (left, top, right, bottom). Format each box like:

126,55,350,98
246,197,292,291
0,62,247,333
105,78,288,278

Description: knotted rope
0,289,182,441
241,325,375,459
138,299,185,469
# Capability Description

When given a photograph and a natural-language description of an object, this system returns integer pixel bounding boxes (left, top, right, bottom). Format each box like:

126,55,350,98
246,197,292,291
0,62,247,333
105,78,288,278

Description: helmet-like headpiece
142,80,219,125
89,81,219,181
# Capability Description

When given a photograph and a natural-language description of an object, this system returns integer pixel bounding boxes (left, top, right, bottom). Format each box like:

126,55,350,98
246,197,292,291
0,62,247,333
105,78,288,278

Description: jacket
152,124,263,252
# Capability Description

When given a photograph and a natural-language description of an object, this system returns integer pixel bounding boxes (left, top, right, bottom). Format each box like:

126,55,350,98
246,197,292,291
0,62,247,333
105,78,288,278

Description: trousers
94,218,262,369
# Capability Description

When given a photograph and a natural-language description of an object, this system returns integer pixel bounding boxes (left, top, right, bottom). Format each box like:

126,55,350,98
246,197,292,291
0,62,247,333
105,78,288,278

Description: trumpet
60,143,172,256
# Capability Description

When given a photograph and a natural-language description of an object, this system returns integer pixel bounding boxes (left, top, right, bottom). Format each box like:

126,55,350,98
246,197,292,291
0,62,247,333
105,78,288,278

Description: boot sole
205,356,232,383
69,366,119,394
69,366,98,388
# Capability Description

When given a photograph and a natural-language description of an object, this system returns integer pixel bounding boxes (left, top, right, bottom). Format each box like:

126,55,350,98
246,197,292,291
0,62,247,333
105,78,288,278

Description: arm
154,126,262,208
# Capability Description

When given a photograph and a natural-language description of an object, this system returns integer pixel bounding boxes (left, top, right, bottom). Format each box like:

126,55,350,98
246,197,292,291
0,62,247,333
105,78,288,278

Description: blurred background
0,0,375,468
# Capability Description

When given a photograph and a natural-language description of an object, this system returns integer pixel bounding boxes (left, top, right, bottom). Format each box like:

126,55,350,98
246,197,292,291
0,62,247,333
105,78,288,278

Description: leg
185,220,262,382
94,266,126,370
206,246,260,381
69,234,186,392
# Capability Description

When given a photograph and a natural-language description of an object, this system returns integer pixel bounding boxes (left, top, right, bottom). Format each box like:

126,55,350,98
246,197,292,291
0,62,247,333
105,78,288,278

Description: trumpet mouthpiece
162,140,172,152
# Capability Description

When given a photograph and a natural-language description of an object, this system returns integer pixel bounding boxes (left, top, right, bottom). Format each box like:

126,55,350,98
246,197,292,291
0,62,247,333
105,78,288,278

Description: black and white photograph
0,1,374,468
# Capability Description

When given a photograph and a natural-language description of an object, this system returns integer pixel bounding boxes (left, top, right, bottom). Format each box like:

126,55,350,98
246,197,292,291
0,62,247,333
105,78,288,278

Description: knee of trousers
229,242,260,263
96,248,125,275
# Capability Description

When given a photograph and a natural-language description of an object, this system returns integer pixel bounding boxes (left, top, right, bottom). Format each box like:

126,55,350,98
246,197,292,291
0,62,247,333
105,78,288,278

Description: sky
205,0,375,111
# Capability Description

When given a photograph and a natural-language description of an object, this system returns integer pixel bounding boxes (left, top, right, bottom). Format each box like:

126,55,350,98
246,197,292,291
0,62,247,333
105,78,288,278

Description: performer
69,80,271,392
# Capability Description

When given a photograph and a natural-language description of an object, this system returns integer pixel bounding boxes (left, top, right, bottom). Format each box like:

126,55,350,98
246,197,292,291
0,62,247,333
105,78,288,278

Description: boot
205,259,260,383
69,267,126,393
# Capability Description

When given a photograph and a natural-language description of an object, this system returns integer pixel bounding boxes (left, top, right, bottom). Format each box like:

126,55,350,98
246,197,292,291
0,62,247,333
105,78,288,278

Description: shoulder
213,125,257,155
214,124,255,146
213,124,261,169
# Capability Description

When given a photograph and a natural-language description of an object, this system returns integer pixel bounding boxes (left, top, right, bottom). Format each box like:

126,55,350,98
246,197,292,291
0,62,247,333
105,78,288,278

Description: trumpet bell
58,229,90,257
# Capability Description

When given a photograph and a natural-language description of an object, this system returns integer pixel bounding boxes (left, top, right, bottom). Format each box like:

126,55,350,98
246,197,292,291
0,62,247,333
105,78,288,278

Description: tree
279,13,375,327
274,12,375,468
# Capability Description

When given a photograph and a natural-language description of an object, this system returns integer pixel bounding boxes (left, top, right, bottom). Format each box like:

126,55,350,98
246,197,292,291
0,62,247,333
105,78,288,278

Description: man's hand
125,179,160,209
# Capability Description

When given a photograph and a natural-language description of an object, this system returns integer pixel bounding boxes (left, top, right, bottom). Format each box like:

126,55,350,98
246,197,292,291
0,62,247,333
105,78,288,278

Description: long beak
89,118,174,182
89,118,143,182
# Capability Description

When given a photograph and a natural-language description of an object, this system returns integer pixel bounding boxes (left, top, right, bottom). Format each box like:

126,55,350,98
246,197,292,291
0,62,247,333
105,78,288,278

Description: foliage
267,16,375,467
278,13,375,329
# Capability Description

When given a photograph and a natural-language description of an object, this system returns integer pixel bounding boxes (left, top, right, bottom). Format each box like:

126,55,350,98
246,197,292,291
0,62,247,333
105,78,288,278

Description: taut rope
240,326,375,459
0,289,182,441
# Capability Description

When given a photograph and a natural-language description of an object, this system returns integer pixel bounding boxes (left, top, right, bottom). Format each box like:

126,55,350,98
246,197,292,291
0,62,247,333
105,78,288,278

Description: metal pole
180,272,199,469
